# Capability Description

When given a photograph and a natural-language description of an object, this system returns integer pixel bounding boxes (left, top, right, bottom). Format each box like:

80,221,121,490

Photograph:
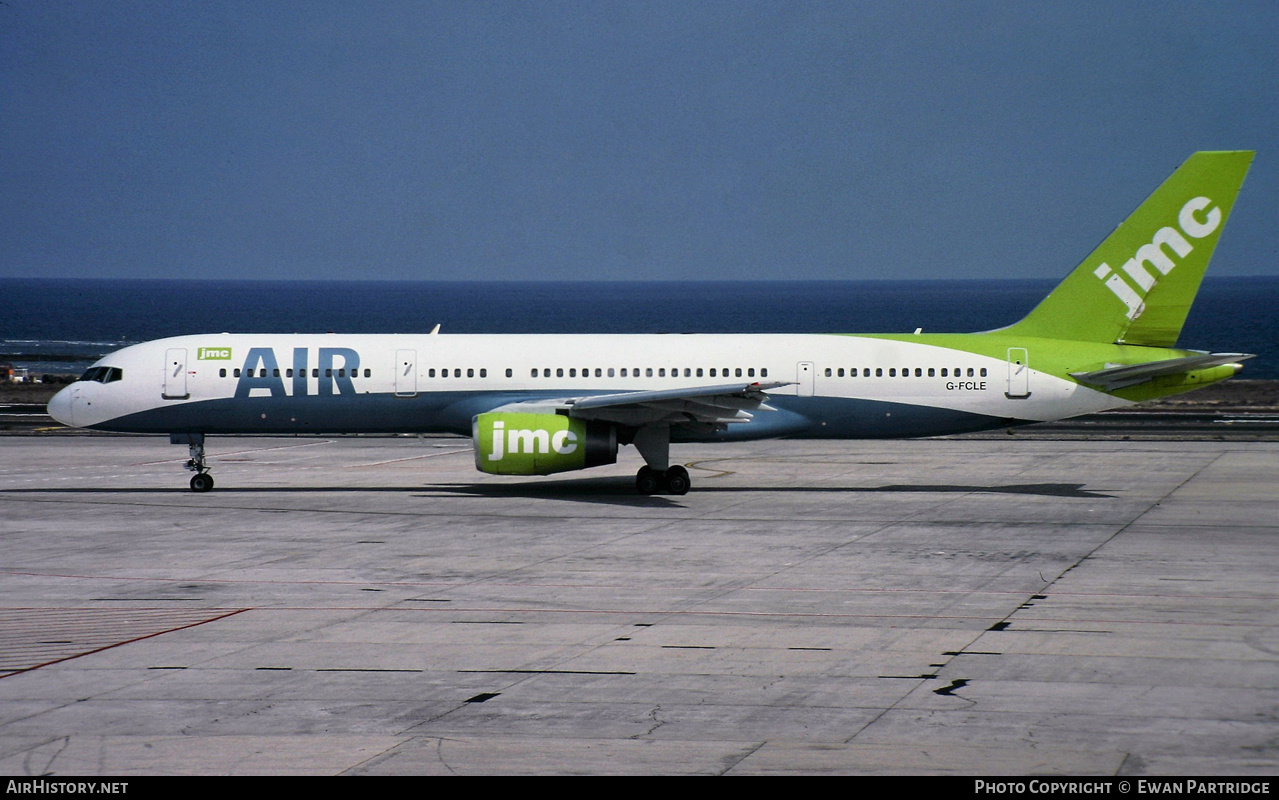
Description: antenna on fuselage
430,324,441,335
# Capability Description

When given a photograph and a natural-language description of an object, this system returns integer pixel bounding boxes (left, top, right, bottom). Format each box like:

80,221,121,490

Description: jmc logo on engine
473,412,587,475
472,412,617,476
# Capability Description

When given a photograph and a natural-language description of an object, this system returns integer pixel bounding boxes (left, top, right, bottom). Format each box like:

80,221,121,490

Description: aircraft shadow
0,481,1111,503
423,480,1114,500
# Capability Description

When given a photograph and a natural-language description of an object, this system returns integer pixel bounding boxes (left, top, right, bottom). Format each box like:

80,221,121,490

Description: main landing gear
631,425,690,495
172,433,214,493
636,465,690,496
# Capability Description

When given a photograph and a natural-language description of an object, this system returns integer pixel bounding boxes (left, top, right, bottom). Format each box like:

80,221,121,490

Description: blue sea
3,277,1277,378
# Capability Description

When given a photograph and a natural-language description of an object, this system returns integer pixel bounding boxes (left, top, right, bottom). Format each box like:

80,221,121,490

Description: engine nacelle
472,412,618,475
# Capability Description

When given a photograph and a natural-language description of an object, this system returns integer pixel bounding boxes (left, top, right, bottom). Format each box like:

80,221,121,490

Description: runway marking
0,604,1259,629
349,450,470,467
0,568,1273,601
0,607,248,678
130,439,336,466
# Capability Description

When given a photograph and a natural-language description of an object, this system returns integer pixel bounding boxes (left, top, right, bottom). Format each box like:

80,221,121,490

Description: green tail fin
1004,151,1253,346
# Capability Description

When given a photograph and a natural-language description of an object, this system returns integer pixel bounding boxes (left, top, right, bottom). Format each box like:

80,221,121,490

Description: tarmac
0,432,1276,775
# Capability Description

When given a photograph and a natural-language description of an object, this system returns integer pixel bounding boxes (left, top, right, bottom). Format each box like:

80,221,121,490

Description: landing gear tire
662,465,690,495
636,466,661,495
190,473,214,493
636,465,691,495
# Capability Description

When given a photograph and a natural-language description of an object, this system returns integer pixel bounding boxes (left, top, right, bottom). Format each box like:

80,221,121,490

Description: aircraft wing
488,381,792,429
1071,353,1254,391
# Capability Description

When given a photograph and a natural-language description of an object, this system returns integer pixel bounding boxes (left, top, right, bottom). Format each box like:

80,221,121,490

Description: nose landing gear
172,433,214,492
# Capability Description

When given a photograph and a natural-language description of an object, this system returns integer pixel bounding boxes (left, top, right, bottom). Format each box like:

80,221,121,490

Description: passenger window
364,369,371,378
467,368,474,378
876,368,883,377
761,368,768,377
696,368,703,377
429,368,436,377
608,368,615,377
915,368,922,377
889,368,896,377
325,369,332,377
658,368,665,377
646,368,653,377
620,368,627,377
967,368,974,377
570,368,577,377
557,368,564,378
337,369,344,378
595,368,602,377
980,367,988,377
735,368,742,377
928,368,935,377
220,368,227,378
825,368,832,377
710,368,717,377
312,368,319,378
748,368,755,377
234,369,241,378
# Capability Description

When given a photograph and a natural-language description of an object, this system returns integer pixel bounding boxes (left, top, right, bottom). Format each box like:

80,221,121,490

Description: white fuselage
49,332,1125,439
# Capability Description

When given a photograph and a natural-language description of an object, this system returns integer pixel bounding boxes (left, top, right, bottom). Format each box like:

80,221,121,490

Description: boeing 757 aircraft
48,151,1255,494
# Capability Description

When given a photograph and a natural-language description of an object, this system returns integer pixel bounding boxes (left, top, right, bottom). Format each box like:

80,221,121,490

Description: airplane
47,150,1255,495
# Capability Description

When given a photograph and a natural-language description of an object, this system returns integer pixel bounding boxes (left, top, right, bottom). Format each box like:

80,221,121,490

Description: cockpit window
78,366,123,384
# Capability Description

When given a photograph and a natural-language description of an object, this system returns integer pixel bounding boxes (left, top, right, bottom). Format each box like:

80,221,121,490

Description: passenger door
162,348,188,400
395,349,417,397
1006,348,1030,399
797,361,815,397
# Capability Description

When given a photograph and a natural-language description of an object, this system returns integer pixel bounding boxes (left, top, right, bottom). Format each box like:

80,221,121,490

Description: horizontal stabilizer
1071,353,1253,390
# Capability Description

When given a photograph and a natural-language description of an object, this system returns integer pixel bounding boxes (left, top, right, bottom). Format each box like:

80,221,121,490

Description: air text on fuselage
234,347,360,398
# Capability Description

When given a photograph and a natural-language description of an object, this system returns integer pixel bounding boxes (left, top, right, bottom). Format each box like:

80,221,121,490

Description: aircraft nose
47,385,76,427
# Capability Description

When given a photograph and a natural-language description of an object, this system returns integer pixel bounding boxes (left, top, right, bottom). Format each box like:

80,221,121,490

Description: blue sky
2,1,1275,282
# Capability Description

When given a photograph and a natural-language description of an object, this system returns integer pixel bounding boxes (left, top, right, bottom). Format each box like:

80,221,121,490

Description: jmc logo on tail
1093,196,1221,319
